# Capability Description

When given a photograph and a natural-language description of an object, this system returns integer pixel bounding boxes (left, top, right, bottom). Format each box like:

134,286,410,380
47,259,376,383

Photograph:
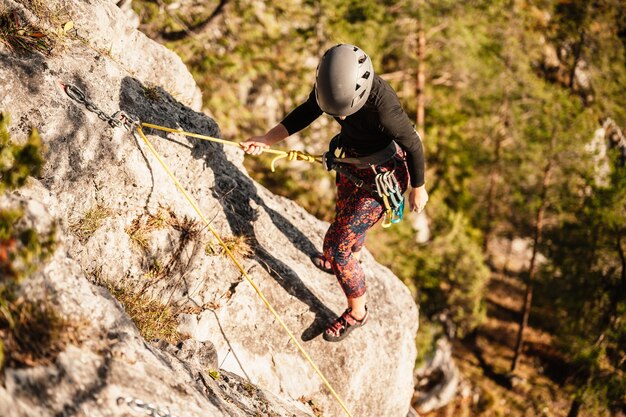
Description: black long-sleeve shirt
281,75,425,187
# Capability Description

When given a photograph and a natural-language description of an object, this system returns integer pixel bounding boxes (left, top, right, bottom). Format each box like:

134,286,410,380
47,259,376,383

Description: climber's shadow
119,77,334,341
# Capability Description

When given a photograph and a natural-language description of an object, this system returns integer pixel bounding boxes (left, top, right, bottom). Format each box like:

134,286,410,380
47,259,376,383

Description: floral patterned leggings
323,150,409,298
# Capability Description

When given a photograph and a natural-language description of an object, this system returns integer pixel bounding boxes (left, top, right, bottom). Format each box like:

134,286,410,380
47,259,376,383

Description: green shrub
0,112,43,194
0,112,73,372
416,197,489,337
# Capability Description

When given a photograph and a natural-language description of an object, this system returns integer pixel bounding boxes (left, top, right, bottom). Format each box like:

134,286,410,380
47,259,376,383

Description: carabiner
383,172,398,193
375,173,387,197
381,209,393,228
391,198,404,224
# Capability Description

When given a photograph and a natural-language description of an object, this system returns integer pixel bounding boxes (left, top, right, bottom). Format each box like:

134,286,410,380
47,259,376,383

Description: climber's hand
240,136,270,155
409,185,429,214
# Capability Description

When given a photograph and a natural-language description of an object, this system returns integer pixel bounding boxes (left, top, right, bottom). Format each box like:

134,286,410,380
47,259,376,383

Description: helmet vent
358,55,367,64
362,71,371,79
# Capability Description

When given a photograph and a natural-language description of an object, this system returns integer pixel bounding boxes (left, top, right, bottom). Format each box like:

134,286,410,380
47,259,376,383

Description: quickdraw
373,166,404,228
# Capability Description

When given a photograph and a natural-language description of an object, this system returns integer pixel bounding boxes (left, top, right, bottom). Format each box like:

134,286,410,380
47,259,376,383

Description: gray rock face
0,188,312,417
115,0,140,28
0,0,419,416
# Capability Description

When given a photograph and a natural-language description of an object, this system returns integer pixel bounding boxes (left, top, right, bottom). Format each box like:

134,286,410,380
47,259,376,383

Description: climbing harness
324,134,405,228
61,83,354,417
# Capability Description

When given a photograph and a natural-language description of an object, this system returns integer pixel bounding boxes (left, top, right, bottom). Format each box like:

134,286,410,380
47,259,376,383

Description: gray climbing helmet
315,44,374,117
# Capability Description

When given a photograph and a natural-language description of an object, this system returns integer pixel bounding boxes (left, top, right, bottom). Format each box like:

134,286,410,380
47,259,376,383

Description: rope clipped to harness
324,134,405,228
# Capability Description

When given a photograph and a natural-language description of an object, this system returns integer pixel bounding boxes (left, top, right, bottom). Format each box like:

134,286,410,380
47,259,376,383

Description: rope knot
270,150,320,171
287,150,299,161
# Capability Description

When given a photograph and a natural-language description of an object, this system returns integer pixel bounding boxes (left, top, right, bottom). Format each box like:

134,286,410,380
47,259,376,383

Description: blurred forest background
129,1,625,416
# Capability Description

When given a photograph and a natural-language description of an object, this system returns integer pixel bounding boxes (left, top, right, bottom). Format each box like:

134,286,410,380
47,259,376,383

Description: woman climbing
241,44,428,342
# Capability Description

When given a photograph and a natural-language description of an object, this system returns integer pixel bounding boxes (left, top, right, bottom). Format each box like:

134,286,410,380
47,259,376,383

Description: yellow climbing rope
133,125,354,417
141,122,399,230
140,122,322,172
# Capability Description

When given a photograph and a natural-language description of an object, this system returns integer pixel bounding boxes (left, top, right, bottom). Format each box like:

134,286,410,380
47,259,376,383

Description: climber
241,44,428,342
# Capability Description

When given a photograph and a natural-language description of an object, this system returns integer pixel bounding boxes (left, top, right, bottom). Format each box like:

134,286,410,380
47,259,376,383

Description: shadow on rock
118,76,335,342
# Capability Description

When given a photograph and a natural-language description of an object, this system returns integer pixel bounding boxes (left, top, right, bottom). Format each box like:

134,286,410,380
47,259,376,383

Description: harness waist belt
336,140,399,169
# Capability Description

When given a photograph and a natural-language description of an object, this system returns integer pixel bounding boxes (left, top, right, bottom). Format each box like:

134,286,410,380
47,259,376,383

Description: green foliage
366,219,421,292
369,196,489,337
0,113,70,371
0,113,54,282
0,214,56,281
539,150,626,412
0,113,43,194
416,199,489,337
414,318,444,367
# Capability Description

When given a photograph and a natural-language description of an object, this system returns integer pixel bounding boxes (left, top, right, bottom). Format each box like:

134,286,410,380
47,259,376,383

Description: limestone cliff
0,1,419,416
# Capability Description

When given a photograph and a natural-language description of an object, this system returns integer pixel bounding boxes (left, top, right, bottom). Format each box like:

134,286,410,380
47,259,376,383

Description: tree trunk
483,138,500,253
415,3,426,140
567,399,582,417
511,160,552,372
617,233,625,284
568,29,585,90
160,0,229,41
483,99,509,253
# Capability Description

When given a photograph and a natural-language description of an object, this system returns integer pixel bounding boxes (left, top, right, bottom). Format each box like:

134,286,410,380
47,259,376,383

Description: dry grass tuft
0,9,53,55
205,235,254,259
103,279,180,344
69,204,113,244
126,207,204,253
142,84,162,101
168,211,203,242
298,397,324,417
125,208,170,250
0,2,71,56
0,294,81,369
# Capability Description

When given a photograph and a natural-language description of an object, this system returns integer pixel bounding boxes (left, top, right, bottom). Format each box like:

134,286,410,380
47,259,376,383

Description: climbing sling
323,134,405,228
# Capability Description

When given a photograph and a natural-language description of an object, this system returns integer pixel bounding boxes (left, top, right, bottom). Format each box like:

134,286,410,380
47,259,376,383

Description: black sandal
311,252,333,274
323,307,368,342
